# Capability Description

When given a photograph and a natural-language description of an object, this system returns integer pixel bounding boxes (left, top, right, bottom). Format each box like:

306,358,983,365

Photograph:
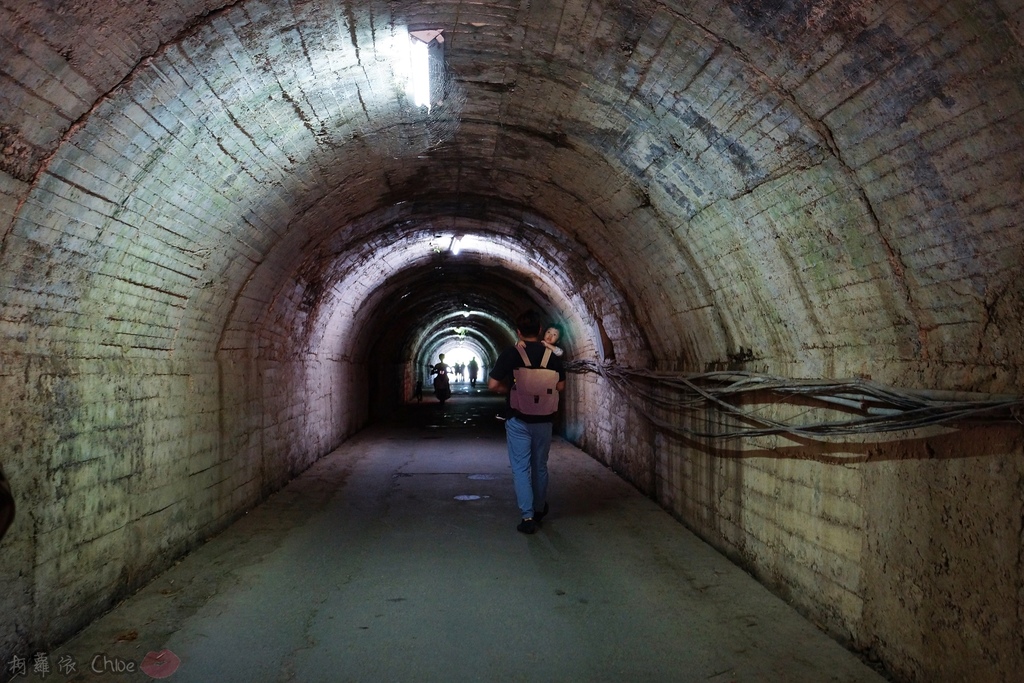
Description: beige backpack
509,346,560,415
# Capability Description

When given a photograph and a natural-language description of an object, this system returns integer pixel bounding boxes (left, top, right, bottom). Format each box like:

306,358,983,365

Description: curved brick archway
1,2,1022,681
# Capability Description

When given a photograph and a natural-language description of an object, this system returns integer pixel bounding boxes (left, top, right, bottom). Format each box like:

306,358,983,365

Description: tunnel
1,1,1022,681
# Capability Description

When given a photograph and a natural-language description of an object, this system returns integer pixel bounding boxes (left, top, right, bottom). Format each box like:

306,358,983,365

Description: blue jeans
505,417,552,519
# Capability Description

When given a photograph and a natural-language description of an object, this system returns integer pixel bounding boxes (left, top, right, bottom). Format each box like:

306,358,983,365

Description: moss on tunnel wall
558,356,1024,682
0,355,223,656
0,348,365,661
633,400,1024,682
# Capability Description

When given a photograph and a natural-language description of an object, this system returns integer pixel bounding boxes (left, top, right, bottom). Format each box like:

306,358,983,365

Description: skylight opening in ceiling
405,29,444,111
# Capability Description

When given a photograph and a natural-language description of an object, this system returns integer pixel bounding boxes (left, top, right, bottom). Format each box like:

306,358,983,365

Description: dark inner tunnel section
358,257,546,418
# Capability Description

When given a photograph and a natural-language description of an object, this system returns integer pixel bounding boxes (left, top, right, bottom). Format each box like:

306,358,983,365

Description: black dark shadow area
387,380,508,436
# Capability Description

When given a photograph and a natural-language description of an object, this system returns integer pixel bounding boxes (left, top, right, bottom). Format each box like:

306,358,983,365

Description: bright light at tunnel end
439,346,479,369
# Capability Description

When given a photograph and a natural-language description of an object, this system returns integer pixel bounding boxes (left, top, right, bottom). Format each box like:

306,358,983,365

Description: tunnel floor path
55,383,886,682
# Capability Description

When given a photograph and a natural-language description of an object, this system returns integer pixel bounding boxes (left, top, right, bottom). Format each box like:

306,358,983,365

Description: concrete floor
52,386,887,683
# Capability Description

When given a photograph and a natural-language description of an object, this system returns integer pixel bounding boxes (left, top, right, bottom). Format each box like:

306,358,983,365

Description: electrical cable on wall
565,360,1024,440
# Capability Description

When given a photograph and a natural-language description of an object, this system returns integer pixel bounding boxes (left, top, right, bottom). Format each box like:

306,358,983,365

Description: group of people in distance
446,360,479,384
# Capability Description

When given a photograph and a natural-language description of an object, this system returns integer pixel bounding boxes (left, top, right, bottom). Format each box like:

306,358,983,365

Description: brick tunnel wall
2,2,1024,682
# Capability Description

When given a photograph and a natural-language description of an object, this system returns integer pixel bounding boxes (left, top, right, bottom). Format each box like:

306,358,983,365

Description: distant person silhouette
430,354,451,403
430,353,449,377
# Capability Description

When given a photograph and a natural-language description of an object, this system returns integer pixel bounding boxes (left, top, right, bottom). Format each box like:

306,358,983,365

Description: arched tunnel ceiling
1,0,1023,389
357,258,538,366
301,216,608,370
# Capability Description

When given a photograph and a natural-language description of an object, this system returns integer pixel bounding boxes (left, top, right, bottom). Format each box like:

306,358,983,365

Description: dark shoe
535,503,549,522
517,518,537,534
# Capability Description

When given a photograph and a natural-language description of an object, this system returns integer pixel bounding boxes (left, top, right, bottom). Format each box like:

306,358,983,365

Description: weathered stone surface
1,1,1022,681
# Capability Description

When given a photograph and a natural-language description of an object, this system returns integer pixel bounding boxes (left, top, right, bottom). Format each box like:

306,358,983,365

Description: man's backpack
509,346,560,415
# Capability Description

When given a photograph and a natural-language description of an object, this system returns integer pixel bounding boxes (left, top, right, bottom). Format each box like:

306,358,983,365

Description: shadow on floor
392,382,507,433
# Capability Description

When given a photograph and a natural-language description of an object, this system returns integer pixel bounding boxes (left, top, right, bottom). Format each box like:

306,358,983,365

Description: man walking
488,310,566,534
